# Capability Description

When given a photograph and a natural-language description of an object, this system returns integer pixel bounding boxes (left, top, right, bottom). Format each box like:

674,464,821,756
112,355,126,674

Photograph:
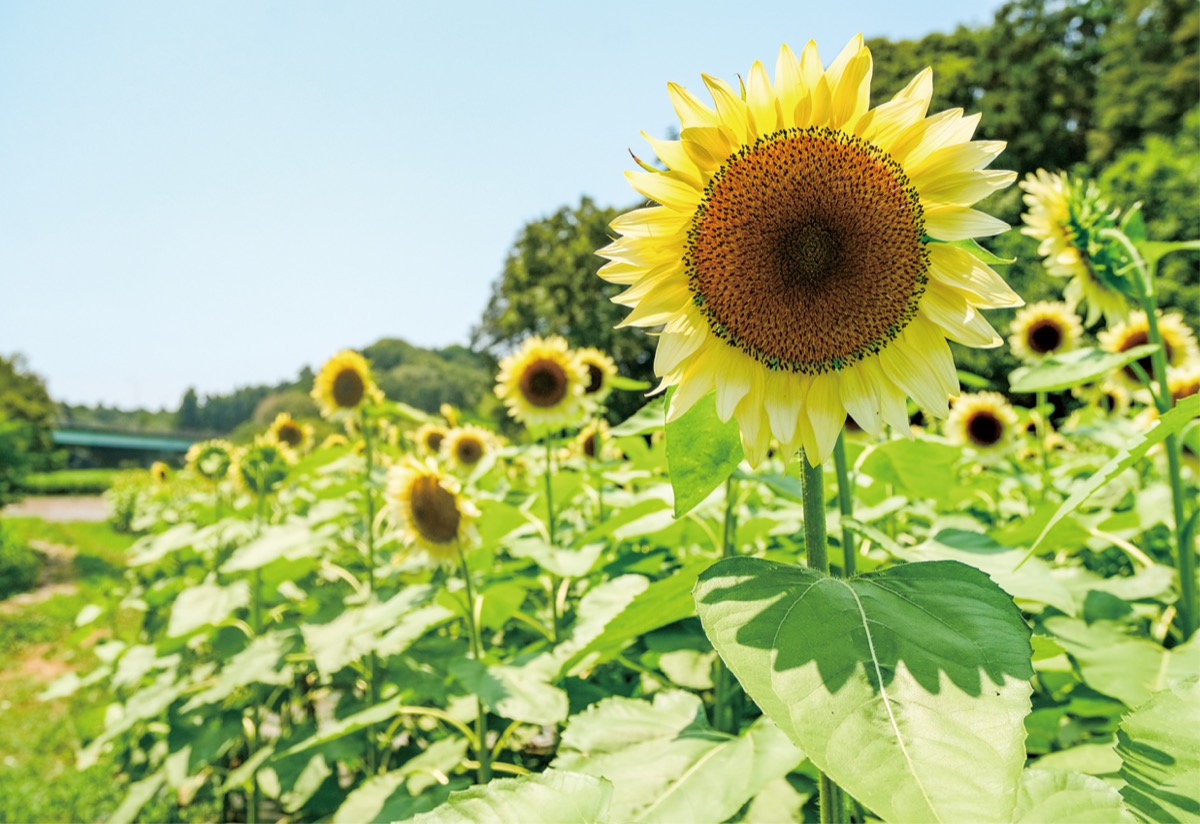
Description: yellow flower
234,440,292,495
311,350,382,419
439,403,459,428
186,439,234,481
946,391,1017,451
598,36,1020,466
386,460,479,561
415,423,449,455
576,419,617,460
1019,170,1126,326
443,425,493,469
1072,381,1132,417
320,433,348,450
267,412,312,453
1098,311,1199,389
574,347,619,406
494,336,588,430
1008,301,1082,364
149,461,170,483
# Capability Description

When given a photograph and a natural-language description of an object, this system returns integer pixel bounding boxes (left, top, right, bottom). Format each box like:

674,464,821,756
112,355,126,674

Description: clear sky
0,1,1003,410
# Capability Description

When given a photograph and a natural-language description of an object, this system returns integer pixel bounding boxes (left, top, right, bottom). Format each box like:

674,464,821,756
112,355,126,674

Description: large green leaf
166,579,250,639
1012,770,1134,823
1022,394,1199,558
1009,345,1159,393
1117,678,1200,823
221,522,335,586
330,740,465,823
552,690,803,823
610,396,666,437
858,437,960,500
182,631,295,711
695,558,1033,824
545,574,649,676
1044,618,1199,708
448,659,568,725
409,769,612,824
107,768,166,824
665,390,743,517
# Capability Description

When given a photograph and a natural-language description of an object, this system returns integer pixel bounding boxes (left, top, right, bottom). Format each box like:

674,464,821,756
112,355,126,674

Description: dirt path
0,540,79,614
2,495,109,522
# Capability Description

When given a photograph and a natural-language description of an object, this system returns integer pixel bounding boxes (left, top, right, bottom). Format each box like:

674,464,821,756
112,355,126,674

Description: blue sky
0,1,1003,410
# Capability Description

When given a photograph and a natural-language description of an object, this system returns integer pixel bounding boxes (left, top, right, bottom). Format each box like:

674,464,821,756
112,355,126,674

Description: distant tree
471,196,656,421
176,387,201,430
0,354,57,501
251,390,321,427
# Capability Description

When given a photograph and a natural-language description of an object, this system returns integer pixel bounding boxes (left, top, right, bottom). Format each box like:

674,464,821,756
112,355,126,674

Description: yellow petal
640,132,701,185
830,48,872,130
891,67,932,117
702,73,753,146
920,284,1003,348
823,34,864,91
655,315,708,375
764,370,807,445
858,96,927,149
745,60,780,137
839,363,883,437
610,206,691,238
774,44,805,125
667,353,718,420
668,82,719,129
861,356,913,434
908,140,1005,183
614,279,690,327
926,243,1023,309
919,170,1017,208
925,205,1010,241
806,372,844,464
887,108,962,165
680,126,734,169
624,169,702,211
715,355,752,421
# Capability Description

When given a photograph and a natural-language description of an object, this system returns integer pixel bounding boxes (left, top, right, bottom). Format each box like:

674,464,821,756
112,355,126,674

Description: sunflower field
13,31,1200,824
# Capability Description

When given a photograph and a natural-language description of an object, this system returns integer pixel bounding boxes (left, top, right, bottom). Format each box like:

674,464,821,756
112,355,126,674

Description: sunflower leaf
1009,344,1159,393
940,237,1015,265
665,390,743,517
409,770,613,824
1116,677,1200,823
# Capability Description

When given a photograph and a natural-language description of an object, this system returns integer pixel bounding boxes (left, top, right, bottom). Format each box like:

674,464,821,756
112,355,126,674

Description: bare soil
2,495,110,522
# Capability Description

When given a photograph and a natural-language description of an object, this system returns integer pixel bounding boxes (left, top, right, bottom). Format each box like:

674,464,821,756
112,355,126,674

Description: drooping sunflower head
1098,311,1199,389
1019,170,1128,327
574,347,619,406
149,461,170,483
575,419,615,460
494,336,588,431
267,412,312,452
386,460,479,561
186,439,234,481
1008,301,1082,364
312,350,381,418
946,391,1017,451
415,423,449,455
598,36,1021,466
444,425,493,469
235,440,291,496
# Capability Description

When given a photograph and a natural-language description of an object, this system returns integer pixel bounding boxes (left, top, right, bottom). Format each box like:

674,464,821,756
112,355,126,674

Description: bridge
51,426,222,466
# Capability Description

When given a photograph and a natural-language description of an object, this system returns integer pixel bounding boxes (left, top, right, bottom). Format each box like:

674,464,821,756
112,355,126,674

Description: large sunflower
1098,310,1199,389
598,36,1020,465
1019,170,1126,327
386,460,479,561
1008,301,1082,364
946,391,1017,452
311,350,381,419
494,336,588,430
574,347,619,406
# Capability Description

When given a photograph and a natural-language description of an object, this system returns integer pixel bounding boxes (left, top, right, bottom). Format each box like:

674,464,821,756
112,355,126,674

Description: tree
176,387,201,430
472,197,656,421
0,354,57,503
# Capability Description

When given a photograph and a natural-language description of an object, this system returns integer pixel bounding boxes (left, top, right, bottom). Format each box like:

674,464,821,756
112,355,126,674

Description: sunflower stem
1142,295,1195,639
1035,390,1053,496
543,436,563,643
800,450,842,822
832,434,856,576
361,407,381,774
455,539,491,784
713,477,740,735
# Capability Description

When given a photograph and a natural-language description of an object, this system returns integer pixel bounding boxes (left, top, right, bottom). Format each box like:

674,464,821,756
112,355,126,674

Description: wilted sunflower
444,425,493,469
186,439,234,481
268,412,312,452
149,461,170,483
574,347,619,406
1098,311,1199,389
415,423,449,455
598,36,1020,465
311,350,381,418
494,336,588,430
1020,170,1126,327
386,460,479,561
235,441,291,495
946,391,1017,451
1008,301,1082,364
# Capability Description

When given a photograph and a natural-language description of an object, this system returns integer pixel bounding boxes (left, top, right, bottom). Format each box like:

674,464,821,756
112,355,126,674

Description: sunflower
439,403,459,428
444,425,493,469
186,439,234,481
1008,301,1082,364
597,36,1020,466
311,350,382,418
946,391,1017,451
494,336,588,430
235,441,291,495
149,461,170,483
267,412,312,452
386,460,479,561
574,347,619,406
1019,170,1126,327
320,433,348,450
575,419,617,460
1168,360,1200,403
1098,311,1199,389
1073,381,1132,417
415,423,449,455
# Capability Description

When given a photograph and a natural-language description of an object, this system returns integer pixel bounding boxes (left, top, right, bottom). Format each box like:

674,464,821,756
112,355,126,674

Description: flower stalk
455,540,492,783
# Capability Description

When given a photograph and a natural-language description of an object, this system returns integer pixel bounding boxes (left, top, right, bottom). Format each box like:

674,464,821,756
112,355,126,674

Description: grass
19,468,123,495
0,516,138,822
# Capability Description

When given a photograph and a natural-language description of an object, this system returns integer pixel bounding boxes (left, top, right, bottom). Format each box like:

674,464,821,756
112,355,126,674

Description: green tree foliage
251,390,320,427
176,387,201,430
471,197,655,421
363,338,494,416
0,354,58,502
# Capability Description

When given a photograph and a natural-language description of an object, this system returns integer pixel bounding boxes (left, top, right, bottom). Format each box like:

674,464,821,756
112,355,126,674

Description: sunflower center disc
520,359,569,407
1119,330,1158,381
686,127,927,373
410,475,461,543
278,424,302,446
457,439,482,465
967,412,1003,447
584,363,604,394
1028,321,1063,355
426,432,445,452
332,368,366,408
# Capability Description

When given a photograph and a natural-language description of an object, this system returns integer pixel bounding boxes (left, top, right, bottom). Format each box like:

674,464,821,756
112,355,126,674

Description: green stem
455,540,491,784
1035,390,1053,496
361,408,380,774
713,477,739,735
249,565,263,824
543,436,562,643
1143,302,1196,639
832,434,856,576
800,451,842,822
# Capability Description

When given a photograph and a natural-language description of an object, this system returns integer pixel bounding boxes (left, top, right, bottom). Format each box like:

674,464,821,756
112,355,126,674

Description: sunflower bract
598,35,1021,466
